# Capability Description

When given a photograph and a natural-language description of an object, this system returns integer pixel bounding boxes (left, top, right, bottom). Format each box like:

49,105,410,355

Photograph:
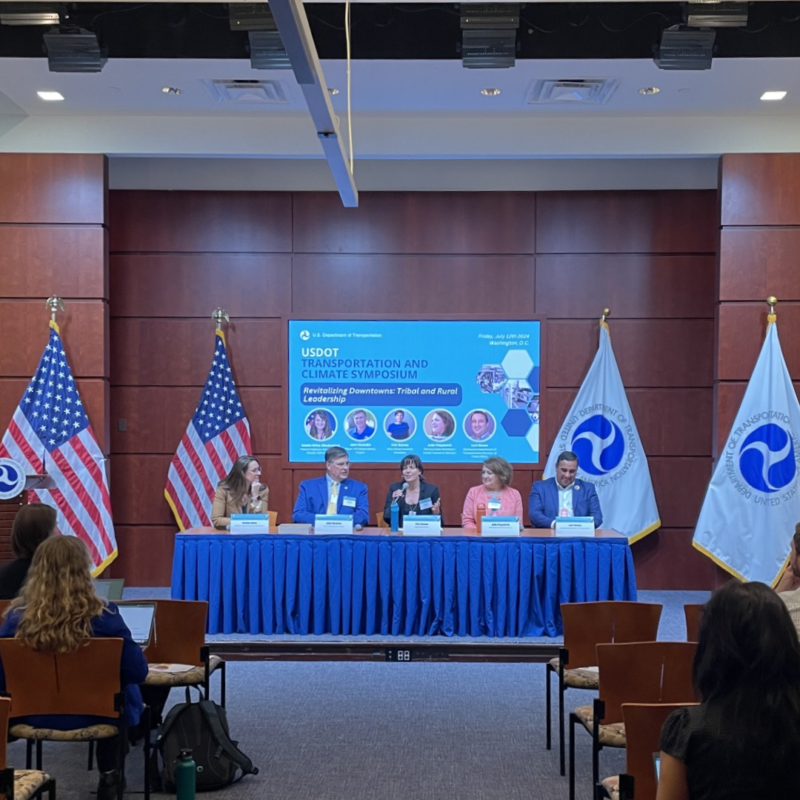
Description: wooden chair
684,603,704,642
546,601,663,775
597,703,698,800
0,638,147,800
124,599,226,707
569,641,697,800
376,513,389,529
268,510,278,531
0,696,55,800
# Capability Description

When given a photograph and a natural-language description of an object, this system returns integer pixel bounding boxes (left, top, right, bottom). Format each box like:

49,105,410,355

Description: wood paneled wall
0,153,109,498
108,188,718,588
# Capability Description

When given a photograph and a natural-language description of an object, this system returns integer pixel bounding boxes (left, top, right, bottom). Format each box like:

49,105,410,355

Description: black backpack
154,698,258,792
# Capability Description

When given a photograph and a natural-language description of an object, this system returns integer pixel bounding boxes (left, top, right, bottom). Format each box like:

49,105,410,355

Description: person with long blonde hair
211,455,269,530
0,536,147,800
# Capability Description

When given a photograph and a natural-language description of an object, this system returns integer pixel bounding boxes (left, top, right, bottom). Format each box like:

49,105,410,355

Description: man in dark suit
528,450,603,529
292,446,369,527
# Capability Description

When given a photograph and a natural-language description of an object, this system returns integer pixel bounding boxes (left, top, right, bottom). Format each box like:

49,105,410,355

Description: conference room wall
107,188,719,589
0,154,109,464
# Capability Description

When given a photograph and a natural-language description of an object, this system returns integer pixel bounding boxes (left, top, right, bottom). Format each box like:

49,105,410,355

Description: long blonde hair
9,536,105,653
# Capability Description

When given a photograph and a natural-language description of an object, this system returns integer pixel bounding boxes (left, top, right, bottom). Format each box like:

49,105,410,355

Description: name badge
487,500,502,512
403,516,442,536
342,496,356,508
314,515,354,534
480,516,520,536
419,498,433,511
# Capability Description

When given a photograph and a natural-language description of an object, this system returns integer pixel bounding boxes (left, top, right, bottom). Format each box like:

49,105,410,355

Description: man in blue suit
292,446,369,527
528,450,603,529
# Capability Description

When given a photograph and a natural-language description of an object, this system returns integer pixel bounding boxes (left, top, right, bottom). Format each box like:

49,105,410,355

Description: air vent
528,79,619,105
204,79,290,105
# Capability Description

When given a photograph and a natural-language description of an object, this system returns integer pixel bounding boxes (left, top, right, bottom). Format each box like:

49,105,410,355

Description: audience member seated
657,581,800,800
0,536,148,800
383,454,441,527
211,456,269,530
292,446,369,527
775,522,800,637
461,457,523,528
528,450,603,529
0,503,57,600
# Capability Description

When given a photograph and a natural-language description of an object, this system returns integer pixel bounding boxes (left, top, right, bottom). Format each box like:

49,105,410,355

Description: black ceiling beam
2,2,800,60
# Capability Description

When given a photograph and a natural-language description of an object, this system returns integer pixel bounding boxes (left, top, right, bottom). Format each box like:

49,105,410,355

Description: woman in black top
0,503,57,599
383,454,441,527
657,581,800,800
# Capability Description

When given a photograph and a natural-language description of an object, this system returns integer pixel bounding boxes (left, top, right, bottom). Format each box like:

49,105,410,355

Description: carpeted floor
8,589,709,800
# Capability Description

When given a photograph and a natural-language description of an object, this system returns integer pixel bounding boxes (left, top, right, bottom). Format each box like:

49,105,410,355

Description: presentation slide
288,320,541,465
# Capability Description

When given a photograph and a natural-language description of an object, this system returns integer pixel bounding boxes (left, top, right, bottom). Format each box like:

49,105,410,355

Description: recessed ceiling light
638,87,660,96
37,91,64,101
761,90,787,101
480,88,501,96
161,86,183,95
327,87,339,96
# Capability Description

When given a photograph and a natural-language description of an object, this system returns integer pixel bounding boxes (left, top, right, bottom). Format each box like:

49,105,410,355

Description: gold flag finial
767,296,777,324
600,308,610,322
211,308,230,331
45,296,65,323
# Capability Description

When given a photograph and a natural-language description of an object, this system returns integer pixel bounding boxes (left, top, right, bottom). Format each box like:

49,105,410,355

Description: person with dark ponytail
657,580,800,800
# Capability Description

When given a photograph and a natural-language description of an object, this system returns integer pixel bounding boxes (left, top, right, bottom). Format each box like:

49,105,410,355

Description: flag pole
767,295,777,325
45,296,65,324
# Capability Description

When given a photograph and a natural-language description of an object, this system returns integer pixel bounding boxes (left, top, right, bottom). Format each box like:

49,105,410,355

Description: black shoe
97,769,124,800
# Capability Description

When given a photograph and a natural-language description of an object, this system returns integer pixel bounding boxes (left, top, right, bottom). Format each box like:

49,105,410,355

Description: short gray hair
325,446,348,463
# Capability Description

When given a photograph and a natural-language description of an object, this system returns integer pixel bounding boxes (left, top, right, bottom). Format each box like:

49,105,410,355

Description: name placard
314,514,354,534
402,516,442,536
230,514,270,534
480,516,520,536
554,516,596,537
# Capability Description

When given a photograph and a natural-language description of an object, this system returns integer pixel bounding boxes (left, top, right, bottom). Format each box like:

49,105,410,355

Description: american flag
164,331,251,530
0,321,117,572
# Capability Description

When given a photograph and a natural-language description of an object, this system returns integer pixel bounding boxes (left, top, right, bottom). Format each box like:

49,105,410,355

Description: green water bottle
176,748,196,800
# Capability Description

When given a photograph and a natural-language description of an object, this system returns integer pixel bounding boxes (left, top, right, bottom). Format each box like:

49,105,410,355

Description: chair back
596,641,697,725
0,638,123,718
268,510,278,531
125,599,208,666
561,601,663,668
0,697,8,770
376,512,389,529
622,702,699,800
684,603,704,642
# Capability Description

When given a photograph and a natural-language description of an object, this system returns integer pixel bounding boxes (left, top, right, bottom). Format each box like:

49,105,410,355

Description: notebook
117,602,157,648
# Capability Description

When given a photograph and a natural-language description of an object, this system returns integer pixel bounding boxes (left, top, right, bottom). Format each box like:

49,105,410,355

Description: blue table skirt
171,534,637,637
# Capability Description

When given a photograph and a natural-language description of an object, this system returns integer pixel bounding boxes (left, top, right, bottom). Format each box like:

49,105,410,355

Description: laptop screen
94,578,125,601
117,603,157,647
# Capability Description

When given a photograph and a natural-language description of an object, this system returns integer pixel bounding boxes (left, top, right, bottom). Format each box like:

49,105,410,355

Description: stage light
654,26,715,71
0,2,58,26
686,2,748,28
44,28,107,73
460,4,520,70
229,3,273,32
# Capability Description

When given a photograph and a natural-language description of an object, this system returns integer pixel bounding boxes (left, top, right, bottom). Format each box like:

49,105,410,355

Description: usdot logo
724,413,800,505
0,458,26,500
299,330,310,341
555,404,637,488
571,415,625,476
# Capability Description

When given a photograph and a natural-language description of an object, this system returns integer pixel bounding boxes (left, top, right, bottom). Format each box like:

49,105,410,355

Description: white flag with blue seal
693,319,800,585
545,321,660,542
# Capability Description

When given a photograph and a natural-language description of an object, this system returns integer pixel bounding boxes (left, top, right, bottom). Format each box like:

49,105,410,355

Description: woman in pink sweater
461,456,524,528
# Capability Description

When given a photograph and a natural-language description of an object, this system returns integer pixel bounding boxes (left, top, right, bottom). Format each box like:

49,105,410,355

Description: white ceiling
2,24,800,189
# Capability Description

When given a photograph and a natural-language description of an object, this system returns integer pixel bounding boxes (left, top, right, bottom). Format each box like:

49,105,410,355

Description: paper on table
149,663,195,673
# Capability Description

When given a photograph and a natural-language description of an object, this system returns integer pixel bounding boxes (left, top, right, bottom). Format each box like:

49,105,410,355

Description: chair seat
573,705,626,747
600,775,620,800
10,723,119,741
144,654,223,687
549,658,600,689
12,770,50,800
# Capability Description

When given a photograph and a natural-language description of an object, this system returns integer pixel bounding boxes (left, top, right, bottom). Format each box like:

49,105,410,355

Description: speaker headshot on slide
306,409,336,442
385,409,412,440
425,410,455,441
346,409,376,441
465,409,495,442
